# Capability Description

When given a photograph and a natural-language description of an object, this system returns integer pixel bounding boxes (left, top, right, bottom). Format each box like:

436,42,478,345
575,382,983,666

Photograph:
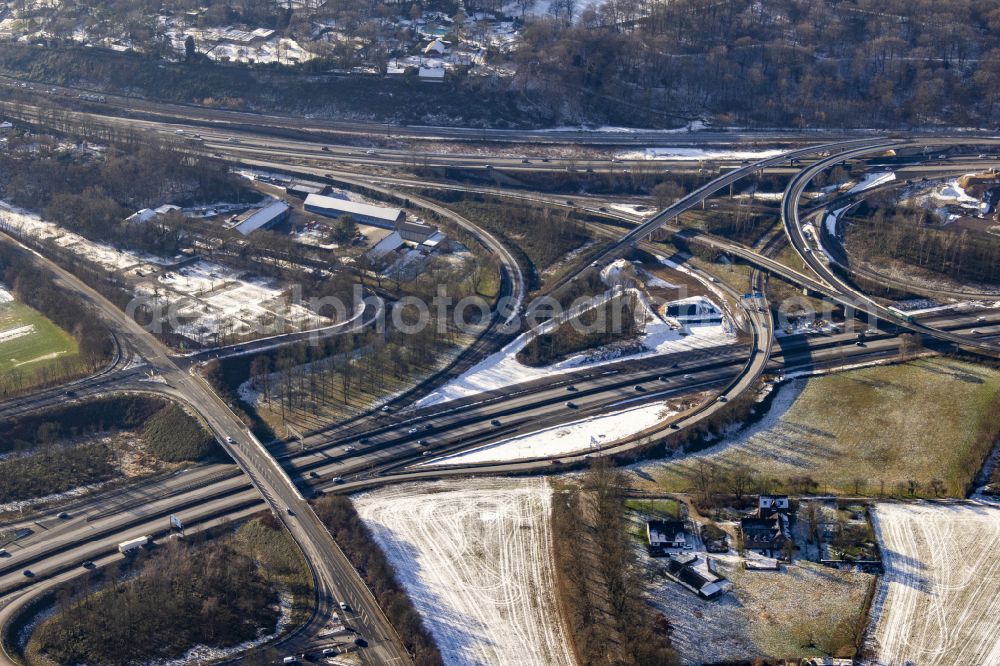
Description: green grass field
637,358,1000,497
0,299,85,385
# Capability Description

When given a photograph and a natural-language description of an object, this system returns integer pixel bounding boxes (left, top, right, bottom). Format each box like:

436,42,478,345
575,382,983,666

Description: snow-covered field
423,402,677,465
416,318,730,407
616,147,784,161
151,261,330,340
0,201,332,343
867,502,1000,666
354,479,576,666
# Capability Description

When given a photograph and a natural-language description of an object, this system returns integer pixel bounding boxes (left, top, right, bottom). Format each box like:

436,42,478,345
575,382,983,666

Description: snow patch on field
423,402,677,465
542,120,708,133
616,147,784,161
628,379,805,478
937,178,980,206
418,258,733,407
733,191,785,202
847,170,895,195
824,205,851,237
644,273,678,289
610,203,653,217
867,502,1000,666
152,261,331,341
0,324,34,344
416,318,731,407
353,479,575,666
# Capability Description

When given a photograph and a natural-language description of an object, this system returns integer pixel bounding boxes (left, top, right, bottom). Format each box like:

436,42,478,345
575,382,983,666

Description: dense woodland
4,1,1000,127
0,133,248,251
844,201,1000,285
28,518,309,665
514,0,1000,127
439,196,590,290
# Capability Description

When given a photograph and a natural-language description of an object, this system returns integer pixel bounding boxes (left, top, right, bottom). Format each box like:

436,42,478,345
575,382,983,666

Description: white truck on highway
118,536,149,554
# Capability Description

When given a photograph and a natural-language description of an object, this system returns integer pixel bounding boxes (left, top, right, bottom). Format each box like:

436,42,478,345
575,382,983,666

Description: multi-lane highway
2,310,997,609
781,139,1000,356
0,75,886,147
3,96,1000,665
0,230,412,664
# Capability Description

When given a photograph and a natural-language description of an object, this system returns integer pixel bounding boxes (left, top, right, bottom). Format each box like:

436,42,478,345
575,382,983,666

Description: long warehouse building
304,193,406,228
233,200,291,235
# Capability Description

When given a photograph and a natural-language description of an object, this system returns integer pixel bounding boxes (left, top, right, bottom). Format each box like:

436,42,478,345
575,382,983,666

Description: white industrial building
233,200,291,235
304,193,406,228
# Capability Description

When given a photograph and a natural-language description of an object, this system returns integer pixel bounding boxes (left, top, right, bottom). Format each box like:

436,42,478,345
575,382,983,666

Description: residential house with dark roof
740,515,786,554
646,520,687,555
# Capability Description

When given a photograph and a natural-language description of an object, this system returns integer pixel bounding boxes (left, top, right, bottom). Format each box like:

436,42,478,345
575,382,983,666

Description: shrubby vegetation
0,396,218,503
27,517,309,665
0,441,117,505
0,395,166,454
143,403,220,462
314,495,443,666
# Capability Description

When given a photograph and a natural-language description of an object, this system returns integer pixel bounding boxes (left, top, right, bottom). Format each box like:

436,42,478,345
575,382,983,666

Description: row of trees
314,495,443,666
551,461,680,665
0,240,113,370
